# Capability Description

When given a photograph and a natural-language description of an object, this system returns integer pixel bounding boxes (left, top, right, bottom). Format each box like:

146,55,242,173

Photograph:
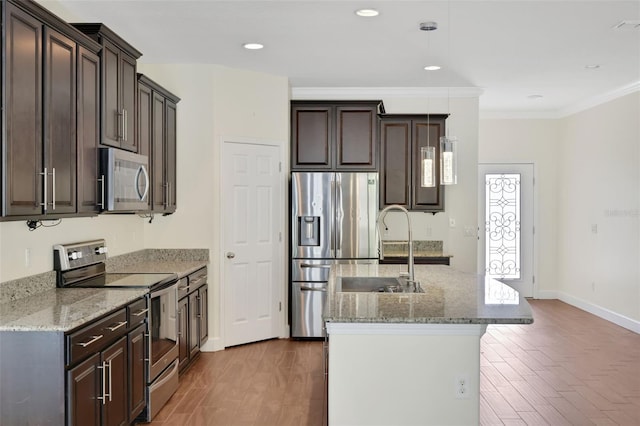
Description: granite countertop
0,287,148,332
324,264,533,325
380,240,452,258
109,260,207,278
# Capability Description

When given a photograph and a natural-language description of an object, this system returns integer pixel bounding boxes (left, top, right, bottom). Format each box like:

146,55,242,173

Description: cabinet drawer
127,297,148,328
67,308,127,365
188,268,207,290
177,277,189,299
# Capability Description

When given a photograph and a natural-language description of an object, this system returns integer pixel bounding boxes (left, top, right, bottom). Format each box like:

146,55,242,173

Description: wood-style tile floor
145,300,639,425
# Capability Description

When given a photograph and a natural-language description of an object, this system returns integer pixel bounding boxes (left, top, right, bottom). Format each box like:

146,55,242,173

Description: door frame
478,162,538,299
218,136,288,350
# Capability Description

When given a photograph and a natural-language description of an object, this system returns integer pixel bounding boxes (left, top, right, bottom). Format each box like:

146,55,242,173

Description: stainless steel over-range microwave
100,147,150,211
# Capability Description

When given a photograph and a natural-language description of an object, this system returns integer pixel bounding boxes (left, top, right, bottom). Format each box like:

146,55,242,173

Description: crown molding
557,80,640,118
290,86,484,100
479,110,561,120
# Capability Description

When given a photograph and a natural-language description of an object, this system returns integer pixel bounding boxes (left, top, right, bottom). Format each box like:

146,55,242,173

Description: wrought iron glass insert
485,173,521,279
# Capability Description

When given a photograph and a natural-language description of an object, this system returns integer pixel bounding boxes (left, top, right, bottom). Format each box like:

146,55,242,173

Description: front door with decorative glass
478,163,535,298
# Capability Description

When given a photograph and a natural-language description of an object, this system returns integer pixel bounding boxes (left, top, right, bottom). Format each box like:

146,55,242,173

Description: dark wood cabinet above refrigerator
291,101,383,171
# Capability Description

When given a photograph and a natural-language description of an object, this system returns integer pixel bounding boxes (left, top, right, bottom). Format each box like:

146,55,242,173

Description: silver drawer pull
132,308,149,317
106,321,127,332
178,285,189,291
300,264,331,269
77,334,103,347
300,286,327,292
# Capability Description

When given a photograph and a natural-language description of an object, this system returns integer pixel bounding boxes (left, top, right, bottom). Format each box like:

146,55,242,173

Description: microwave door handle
136,165,150,201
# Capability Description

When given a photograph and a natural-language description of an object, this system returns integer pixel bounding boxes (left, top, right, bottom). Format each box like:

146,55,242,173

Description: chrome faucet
377,204,415,285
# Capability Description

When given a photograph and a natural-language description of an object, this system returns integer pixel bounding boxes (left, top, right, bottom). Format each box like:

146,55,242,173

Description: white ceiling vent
612,20,640,31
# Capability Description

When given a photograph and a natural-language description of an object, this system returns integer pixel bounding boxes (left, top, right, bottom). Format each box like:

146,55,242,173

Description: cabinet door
44,27,76,214
177,297,189,370
291,105,332,169
68,353,101,426
128,324,147,422
335,105,378,170
165,100,178,212
77,46,101,213
380,120,411,208
119,52,137,152
199,285,208,347
412,119,444,211
3,3,43,216
101,40,121,148
188,292,200,359
137,82,153,211
102,336,128,426
151,92,166,212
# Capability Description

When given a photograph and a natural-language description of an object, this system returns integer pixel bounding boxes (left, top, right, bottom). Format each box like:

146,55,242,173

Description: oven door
148,282,179,381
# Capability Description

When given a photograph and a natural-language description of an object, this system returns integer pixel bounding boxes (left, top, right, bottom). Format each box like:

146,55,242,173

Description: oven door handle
135,165,150,202
150,281,178,299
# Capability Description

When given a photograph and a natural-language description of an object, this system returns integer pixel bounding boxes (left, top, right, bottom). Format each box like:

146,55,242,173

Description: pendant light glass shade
440,136,458,185
420,146,436,187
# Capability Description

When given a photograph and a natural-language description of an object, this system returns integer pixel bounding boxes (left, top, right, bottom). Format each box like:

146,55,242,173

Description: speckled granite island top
0,287,148,332
325,264,533,325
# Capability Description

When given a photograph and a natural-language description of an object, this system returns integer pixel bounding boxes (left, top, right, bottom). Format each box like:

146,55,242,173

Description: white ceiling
45,0,640,116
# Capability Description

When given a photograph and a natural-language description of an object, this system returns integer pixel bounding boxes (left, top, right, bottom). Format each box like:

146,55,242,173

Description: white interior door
222,141,283,347
478,163,535,298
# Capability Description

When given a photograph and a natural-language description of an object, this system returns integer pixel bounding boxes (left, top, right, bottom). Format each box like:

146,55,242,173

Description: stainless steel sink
338,276,422,293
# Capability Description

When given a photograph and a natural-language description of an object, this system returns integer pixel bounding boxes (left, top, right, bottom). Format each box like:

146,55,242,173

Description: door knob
226,252,236,259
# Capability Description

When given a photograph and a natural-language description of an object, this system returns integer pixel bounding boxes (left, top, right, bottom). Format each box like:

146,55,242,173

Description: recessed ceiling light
243,43,264,50
527,94,543,100
355,9,379,17
585,64,600,70
424,65,441,71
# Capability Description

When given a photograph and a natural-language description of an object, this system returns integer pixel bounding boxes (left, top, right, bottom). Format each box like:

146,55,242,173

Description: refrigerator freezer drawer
292,259,332,282
291,281,327,338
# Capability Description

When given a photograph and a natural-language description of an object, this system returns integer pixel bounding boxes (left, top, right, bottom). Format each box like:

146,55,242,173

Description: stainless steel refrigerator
290,172,378,337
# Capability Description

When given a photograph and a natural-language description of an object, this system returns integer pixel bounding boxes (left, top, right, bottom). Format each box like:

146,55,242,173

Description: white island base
327,322,487,426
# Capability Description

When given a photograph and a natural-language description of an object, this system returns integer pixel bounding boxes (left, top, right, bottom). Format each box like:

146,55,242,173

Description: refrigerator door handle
336,175,342,254
330,176,336,258
300,263,332,269
300,286,327,292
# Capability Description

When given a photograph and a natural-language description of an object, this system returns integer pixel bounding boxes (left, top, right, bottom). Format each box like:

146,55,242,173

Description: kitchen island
324,264,533,426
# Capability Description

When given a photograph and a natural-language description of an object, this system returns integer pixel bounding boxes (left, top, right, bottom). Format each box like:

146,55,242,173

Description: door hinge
279,232,282,242
532,276,535,284
279,302,282,312
279,162,282,172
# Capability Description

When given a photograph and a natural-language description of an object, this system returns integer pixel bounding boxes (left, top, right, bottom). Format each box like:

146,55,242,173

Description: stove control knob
68,251,79,260
76,251,83,259
95,246,107,255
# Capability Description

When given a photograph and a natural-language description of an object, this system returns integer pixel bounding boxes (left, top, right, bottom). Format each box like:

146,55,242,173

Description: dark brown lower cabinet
128,324,147,423
188,291,200,359
199,285,209,347
178,278,208,373
68,353,101,426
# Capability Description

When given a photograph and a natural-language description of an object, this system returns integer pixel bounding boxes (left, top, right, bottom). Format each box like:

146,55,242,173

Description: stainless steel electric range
54,239,179,422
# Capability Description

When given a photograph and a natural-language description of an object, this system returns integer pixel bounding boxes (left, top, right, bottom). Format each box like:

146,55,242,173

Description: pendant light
420,21,437,188
440,0,458,186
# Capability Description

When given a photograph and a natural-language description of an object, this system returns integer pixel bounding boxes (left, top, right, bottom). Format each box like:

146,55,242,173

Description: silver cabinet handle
177,310,182,336
300,286,327,292
77,334,103,348
105,321,127,332
123,109,127,142
51,167,56,210
132,308,148,317
226,252,235,259
98,361,107,405
97,174,105,208
40,167,48,211
196,295,202,318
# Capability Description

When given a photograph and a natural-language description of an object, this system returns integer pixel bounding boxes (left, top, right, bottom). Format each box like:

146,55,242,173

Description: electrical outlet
25,248,31,267
455,374,470,399
449,218,456,228
591,224,598,234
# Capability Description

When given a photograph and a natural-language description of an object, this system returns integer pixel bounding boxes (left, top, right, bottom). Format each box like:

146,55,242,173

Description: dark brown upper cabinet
291,101,382,171
380,114,447,212
2,0,101,219
138,74,180,215
72,24,142,152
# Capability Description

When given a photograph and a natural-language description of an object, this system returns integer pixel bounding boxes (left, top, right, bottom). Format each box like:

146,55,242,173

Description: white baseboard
534,291,640,334
200,336,225,352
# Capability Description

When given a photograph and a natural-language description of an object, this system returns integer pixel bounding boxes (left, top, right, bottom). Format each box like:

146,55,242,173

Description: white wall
479,118,560,296
557,92,639,324
137,63,290,349
0,216,145,282
479,91,640,328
